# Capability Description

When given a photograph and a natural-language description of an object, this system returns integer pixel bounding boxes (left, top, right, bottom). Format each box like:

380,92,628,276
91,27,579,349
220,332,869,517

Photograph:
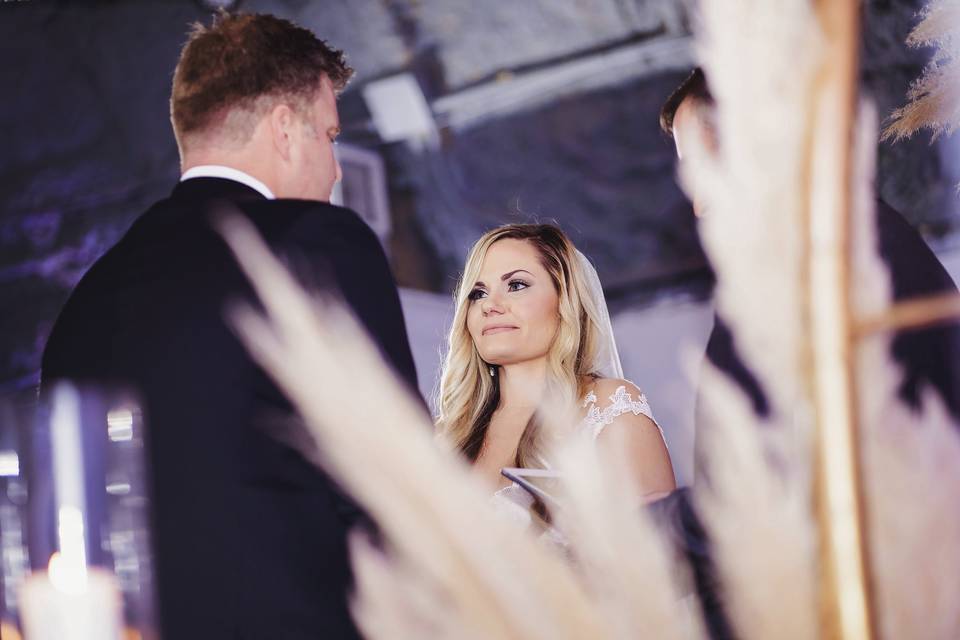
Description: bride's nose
481,296,504,316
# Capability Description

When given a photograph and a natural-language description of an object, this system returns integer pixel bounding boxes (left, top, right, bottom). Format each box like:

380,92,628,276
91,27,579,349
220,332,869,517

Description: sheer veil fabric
576,250,624,380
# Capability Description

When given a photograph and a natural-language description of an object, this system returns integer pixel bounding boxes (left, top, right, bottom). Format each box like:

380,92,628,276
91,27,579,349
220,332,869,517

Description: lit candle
19,384,123,639
19,553,122,640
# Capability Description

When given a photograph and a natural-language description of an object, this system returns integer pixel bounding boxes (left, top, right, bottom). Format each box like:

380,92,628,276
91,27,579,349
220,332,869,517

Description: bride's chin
479,353,510,367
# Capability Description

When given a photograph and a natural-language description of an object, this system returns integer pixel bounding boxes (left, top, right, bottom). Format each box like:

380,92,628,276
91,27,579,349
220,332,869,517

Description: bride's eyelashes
506,279,529,292
468,279,530,303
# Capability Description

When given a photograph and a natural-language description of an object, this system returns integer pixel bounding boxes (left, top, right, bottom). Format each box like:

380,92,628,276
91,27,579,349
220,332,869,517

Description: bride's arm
598,411,675,501
589,379,676,501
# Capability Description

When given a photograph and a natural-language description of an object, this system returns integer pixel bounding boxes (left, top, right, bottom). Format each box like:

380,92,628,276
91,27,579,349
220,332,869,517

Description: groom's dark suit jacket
686,199,960,640
700,198,960,441
40,177,419,639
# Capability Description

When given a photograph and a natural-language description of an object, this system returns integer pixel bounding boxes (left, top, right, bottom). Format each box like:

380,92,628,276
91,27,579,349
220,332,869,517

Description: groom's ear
269,104,297,160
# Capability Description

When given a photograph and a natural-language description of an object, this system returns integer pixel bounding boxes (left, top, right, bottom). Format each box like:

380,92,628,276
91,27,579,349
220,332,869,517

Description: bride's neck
496,359,547,410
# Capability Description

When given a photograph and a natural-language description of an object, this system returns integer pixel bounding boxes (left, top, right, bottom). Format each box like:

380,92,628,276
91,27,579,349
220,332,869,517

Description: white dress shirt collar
180,165,275,200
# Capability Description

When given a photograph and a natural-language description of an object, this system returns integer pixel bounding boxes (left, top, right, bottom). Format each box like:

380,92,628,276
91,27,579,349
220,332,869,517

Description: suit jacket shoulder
230,197,420,392
45,184,418,396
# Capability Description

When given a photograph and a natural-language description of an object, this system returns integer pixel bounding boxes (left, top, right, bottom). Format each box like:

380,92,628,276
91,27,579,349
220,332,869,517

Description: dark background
2,0,957,393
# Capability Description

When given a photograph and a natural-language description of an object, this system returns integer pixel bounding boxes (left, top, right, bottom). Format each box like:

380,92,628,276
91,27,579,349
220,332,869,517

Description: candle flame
48,552,89,595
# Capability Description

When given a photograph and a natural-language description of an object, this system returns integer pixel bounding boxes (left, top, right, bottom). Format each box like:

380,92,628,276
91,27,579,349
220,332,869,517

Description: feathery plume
882,0,960,141
217,213,608,639
681,0,825,632
207,0,960,635
852,104,960,640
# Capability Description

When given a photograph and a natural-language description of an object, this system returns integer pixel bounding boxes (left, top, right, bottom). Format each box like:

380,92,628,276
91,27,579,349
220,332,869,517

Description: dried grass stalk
882,0,960,142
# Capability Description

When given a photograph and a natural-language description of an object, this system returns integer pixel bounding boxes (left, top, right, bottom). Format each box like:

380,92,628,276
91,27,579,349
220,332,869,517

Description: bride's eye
507,279,529,292
468,288,487,301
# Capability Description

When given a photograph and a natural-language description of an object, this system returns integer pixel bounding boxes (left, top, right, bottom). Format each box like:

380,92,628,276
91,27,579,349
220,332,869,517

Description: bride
435,223,675,505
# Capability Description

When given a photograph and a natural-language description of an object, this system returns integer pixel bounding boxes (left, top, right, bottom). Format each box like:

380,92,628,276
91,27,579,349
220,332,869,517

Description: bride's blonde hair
436,223,608,468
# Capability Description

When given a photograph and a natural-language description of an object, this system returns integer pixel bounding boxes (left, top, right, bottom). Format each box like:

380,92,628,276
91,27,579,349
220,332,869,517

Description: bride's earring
489,365,496,377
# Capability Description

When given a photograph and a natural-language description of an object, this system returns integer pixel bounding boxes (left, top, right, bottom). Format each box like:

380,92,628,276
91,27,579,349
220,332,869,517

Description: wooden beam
808,0,876,637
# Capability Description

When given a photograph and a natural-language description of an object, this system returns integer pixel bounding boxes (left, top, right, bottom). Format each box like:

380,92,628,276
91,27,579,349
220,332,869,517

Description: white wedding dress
491,382,660,528
487,250,667,530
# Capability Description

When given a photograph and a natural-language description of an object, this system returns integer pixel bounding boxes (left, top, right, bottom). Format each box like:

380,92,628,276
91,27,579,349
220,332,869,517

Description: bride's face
466,238,561,367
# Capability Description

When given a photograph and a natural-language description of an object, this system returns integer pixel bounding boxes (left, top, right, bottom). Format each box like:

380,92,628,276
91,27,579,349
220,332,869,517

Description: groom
661,68,960,438
653,67,960,640
40,12,418,640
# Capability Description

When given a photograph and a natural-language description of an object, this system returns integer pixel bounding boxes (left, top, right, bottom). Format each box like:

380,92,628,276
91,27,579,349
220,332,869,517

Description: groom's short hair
659,67,714,138
170,11,353,151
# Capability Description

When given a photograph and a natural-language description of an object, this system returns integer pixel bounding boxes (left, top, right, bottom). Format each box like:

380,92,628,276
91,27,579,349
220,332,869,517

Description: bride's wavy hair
436,223,608,468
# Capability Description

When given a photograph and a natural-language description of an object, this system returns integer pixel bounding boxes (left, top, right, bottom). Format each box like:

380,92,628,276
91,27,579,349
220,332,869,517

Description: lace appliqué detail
581,385,658,440
580,390,597,408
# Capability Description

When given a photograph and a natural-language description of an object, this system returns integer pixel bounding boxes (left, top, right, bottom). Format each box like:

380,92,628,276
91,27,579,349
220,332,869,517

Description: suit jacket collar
171,177,268,203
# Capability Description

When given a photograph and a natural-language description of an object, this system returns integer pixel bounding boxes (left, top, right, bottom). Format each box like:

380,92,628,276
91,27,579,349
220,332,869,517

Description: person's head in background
170,12,354,201
660,67,717,217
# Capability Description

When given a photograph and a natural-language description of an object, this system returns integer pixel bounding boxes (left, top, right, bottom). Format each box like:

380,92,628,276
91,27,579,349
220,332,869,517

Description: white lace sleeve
581,384,663,441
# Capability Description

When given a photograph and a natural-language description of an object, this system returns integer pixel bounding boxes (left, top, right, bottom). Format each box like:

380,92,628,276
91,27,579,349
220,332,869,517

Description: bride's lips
482,325,518,336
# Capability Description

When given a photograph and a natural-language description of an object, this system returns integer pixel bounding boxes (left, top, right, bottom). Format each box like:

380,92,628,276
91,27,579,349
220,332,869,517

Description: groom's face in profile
466,239,560,367
671,97,718,218
281,76,343,201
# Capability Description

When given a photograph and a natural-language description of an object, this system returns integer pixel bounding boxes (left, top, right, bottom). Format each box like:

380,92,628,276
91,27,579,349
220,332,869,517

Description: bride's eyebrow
473,269,533,288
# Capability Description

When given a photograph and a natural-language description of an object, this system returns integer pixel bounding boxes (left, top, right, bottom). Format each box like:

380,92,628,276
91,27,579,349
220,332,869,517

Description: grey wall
2,0,957,394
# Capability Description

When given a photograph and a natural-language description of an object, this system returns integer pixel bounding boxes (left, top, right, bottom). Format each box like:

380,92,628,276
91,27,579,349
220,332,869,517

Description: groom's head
660,68,716,217
171,12,353,201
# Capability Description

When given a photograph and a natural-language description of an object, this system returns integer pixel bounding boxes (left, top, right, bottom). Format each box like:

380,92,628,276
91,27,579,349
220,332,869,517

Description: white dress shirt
180,165,275,200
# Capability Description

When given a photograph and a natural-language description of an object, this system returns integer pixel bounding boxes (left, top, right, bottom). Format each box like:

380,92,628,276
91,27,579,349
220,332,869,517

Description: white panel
332,143,392,245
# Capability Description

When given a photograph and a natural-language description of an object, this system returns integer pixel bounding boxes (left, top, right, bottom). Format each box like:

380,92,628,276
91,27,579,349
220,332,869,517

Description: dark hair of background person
659,67,714,138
